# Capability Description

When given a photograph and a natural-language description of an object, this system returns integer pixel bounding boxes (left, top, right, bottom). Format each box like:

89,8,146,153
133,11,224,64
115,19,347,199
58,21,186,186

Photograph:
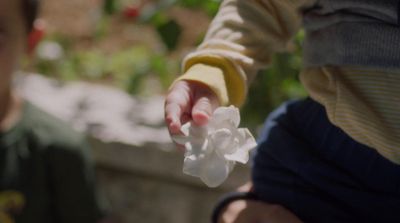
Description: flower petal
183,137,210,177
183,154,205,177
210,128,234,152
178,106,257,188
238,128,258,152
171,134,189,145
223,128,257,163
184,137,209,157
224,149,249,164
188,122,208,138
210,106,240,128
200,152,235,187
180,122,191,136
171,122,194,144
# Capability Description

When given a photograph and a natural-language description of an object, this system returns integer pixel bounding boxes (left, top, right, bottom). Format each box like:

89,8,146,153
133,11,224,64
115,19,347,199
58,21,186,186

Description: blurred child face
0,0,26,94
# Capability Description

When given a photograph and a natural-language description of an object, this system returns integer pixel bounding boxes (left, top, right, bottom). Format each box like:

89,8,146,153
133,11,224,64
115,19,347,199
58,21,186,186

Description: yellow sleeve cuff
177,55,247,107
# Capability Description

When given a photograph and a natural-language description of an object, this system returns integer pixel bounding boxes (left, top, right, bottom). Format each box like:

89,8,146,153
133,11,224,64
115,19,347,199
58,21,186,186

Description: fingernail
193,111,209,126
169,120,181,133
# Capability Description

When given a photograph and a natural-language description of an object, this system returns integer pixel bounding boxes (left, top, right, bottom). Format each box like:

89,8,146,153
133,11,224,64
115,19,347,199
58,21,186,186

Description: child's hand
214,183,303,223
164,80,220,146
218,200,303,223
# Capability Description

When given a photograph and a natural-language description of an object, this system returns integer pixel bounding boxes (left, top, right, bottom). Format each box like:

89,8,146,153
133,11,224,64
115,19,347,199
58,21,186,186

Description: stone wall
92,139,250,223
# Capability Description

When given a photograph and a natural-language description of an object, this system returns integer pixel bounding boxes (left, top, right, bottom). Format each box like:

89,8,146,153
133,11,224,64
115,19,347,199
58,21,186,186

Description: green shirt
0,102,104,223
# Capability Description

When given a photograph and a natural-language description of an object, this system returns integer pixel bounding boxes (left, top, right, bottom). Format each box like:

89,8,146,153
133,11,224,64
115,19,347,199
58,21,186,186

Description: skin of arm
216,182,303,223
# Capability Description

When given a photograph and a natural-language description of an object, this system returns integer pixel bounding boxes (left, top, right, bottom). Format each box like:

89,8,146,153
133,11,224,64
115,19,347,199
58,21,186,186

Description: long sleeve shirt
176,0,400,164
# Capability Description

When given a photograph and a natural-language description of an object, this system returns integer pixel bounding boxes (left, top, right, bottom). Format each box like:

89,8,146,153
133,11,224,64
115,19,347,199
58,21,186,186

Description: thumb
192,87,219,126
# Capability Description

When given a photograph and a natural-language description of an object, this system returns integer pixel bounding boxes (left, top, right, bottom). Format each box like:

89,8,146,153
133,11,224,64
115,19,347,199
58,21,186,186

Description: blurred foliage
176,0,220,16
32,0,306,132
152,15,182,51
34,39,178,95
241,32,306,132
103,0,118,15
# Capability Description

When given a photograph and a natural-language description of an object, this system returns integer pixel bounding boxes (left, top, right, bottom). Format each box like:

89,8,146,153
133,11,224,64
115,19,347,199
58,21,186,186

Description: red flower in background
123,5,140,19
28,19,46,54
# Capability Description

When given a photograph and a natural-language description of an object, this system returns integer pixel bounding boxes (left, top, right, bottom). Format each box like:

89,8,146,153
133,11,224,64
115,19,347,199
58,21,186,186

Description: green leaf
156,19,182,51
103,0,117,15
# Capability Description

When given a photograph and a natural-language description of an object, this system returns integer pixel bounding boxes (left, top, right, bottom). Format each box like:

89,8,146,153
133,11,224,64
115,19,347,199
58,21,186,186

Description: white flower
172,106,257,187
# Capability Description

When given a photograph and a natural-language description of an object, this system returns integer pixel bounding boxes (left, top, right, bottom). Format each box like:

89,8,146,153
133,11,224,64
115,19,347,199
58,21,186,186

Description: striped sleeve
178,0,316,106
301,66,400,164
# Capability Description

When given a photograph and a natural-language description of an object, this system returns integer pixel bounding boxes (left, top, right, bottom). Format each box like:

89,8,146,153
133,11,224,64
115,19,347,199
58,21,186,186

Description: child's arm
218,199,303,223
213,183,303,223
166,0,315,136
179,0,316,106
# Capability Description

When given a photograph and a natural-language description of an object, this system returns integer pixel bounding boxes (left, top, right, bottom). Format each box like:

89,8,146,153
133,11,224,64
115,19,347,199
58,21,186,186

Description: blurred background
20,0,307,222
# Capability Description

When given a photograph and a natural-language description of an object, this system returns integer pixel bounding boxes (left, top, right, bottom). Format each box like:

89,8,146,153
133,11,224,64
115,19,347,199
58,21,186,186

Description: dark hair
21,0,39,31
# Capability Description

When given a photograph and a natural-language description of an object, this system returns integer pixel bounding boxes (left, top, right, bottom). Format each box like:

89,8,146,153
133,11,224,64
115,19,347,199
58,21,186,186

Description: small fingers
164,82,191,134
192,86,219,126
165,102,183,134
164,80,220,153
170,112,191,152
